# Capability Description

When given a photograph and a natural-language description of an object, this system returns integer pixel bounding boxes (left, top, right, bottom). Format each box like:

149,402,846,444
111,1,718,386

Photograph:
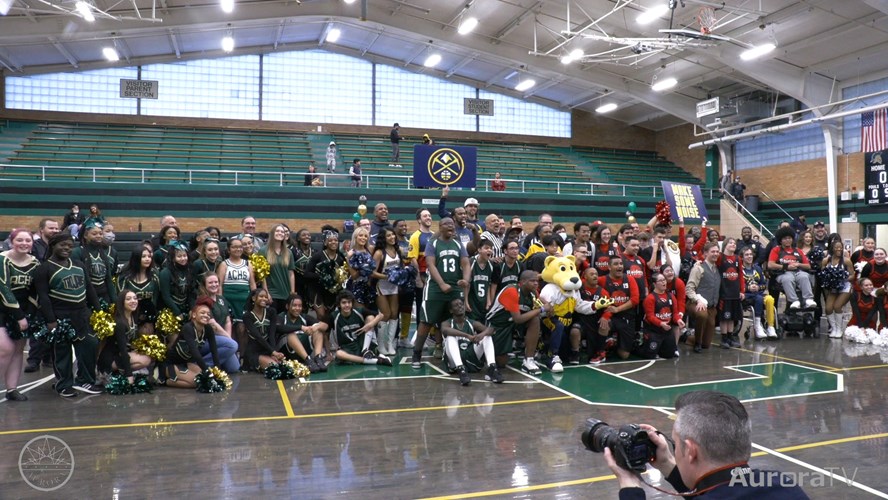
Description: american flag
861,109,887,153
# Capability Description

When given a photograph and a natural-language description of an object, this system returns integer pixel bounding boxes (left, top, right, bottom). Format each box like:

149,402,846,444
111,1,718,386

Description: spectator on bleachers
62,204,85,237
326,141,337,173
389,123,401,167
767,227,817,310
422,133,433,146
790,212,808,237
349,158,362,188
730,177,746,209
304,161,321,186
491,172,506,191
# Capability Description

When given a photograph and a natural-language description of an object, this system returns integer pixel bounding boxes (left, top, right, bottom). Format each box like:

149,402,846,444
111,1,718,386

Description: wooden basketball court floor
1,330,887,499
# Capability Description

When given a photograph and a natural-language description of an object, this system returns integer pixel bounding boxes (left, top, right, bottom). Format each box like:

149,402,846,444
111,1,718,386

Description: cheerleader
276,293,329,373
195,272,240,373
859,247,888,290
304,231,346,322
158,242,195,320
162,297,221,388
242,288,284,371
260,224,296,313
346,227,377,309
241,234,255,259
217,237,256,353
118,244,160,335
640,272,683,359
850,237,876,274
152,225,180,268
291,229,313,302
847,278,883,331
193,238,222,278
187,229,209,262
372,227,402,355
716,238,744,348
821,239,853,338
35,232,102,397
97,290,152,384
72,217,117,305
0,229,39,401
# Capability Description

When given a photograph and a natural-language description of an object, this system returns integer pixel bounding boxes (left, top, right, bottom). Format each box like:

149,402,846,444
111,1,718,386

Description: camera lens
581,418,618,453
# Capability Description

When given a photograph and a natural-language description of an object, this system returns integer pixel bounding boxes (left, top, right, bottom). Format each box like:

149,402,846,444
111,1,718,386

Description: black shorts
718,299,743,322
639,328,677,359
608,314,637,353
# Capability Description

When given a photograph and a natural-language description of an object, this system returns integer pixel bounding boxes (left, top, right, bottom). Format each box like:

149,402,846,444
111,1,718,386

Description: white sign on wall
464,98,494,116
120,79,159,99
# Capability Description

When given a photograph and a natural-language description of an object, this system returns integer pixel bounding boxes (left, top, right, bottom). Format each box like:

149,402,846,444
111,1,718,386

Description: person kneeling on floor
441,298,504,386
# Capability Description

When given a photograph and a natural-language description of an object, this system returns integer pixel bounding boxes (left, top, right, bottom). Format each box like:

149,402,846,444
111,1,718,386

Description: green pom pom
263,361,296,380
132,374,153,394
106,373,133,395
194,370,226,393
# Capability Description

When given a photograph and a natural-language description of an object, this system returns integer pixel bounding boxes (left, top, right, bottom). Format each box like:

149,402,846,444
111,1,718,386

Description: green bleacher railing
0,162,719,198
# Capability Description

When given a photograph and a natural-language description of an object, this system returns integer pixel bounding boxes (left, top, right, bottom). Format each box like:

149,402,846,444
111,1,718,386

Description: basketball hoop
697,7,715,35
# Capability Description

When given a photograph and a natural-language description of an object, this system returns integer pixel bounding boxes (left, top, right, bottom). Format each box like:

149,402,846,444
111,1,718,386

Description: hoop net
697,7,716,35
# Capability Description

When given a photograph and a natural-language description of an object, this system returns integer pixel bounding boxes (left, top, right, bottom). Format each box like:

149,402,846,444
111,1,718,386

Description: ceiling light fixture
75,1,95,22
740,42,776,61
102,47,119,62
423,53,442,68
561,48,584,65
344,0,357,4
326,28,341,43
220,0,234,13
458,17,478,35
636,4,668,25
515,79,535,92
221,30,235,52
596,103,618,114
651,76,677,91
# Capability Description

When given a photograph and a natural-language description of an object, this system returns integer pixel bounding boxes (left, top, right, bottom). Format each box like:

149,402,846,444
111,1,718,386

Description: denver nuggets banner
413,145,477,188
661,181,708,222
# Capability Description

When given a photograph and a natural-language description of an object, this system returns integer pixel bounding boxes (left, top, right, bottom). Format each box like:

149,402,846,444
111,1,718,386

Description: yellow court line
277,380,295,417
0,395,572,437
418,473,617,500
830,364,888,372
732,346,838,371
419,433,888,499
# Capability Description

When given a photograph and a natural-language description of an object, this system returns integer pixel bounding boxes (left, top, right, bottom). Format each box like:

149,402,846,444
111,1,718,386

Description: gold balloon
357,204,367,217
627,216,637,223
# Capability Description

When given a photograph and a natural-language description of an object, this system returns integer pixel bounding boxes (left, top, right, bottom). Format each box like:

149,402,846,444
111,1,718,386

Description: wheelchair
767,273,819,338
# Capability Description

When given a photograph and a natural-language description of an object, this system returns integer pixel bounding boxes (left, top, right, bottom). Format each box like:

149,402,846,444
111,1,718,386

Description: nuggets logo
427,148,465,186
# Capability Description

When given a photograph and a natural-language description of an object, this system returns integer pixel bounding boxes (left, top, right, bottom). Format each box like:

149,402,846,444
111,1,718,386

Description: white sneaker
521,358,542,376
388,164,395,167
398,337,414,349
767,326,778,338
755,323,767,339
549,355,564,373
789,301,801,309
829,330,843,339
804,299,817,308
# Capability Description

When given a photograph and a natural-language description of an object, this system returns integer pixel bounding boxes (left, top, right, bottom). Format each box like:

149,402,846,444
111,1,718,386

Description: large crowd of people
0,192,884,400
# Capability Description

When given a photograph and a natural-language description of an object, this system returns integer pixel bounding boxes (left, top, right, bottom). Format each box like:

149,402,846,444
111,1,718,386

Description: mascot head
541,255,581,291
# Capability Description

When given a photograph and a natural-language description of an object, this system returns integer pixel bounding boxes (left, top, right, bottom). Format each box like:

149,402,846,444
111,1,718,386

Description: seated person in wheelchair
767,227,817,310
741,247,777,339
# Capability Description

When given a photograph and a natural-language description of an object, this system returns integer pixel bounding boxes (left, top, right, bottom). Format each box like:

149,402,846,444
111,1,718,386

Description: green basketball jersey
447,317,483,371
467,257,493,322
425,237,466,298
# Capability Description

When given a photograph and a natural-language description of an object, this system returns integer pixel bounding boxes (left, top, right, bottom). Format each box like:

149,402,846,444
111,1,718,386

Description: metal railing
0,162,719,198
759,190,793,220
722,189,774,238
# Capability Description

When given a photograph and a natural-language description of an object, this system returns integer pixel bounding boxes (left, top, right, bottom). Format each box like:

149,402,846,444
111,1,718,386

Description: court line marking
731,345,838,371
0,395,572,437
831,363,888,372
417,472,618,499
505,365,662,410
614,360,656,376
308,374,440,383
276,380,294,417
655,407,887,499
0,374,55,403
429,375,538,385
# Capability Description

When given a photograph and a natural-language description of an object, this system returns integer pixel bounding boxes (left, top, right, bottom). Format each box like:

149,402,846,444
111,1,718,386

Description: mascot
539,255,605,372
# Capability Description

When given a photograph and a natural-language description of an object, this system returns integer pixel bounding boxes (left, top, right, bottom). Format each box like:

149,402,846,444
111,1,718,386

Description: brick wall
571,109,655,150
737,153,864,201
655,124,707,181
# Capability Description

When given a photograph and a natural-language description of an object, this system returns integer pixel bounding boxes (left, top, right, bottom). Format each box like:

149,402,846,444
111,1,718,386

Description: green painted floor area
303,357,444,381
533,362,843,409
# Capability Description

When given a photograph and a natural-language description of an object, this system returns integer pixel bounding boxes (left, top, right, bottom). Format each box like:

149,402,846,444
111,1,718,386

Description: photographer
602,391,808,498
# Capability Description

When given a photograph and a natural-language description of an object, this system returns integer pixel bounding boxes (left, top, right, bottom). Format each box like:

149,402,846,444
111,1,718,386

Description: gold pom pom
90,310,116,340
284,359,311,379
209,366,232,390
249,253,271,282
335,261,349,288
156,308,181,336
133,334,167,362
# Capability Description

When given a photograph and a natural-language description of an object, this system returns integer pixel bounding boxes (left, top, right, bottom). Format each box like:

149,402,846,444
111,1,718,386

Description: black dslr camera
581,418,657,472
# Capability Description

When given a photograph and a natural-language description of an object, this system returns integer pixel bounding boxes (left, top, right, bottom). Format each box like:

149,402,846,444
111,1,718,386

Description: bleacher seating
571,146,703,186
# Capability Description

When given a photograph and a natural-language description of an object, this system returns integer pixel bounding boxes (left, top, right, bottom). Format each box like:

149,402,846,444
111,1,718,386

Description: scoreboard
865,150,888,205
